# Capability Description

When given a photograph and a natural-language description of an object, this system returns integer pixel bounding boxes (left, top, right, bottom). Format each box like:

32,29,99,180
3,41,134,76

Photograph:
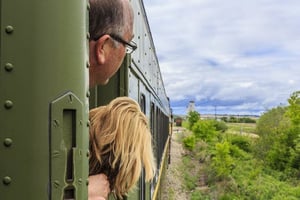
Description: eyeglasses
109,34,137,54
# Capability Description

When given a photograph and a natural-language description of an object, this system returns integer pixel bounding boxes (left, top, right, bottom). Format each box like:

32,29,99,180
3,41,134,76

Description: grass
226,122,256,133
225,123,258,137
168,188,175,200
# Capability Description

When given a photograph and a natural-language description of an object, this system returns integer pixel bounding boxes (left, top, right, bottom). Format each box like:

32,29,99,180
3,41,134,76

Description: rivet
78,178,82,185
52,151,60,158
5,26,14,34
4,63,14,72
86,179,89,186
86,150,90,157
86,91,90,98
87,32,90,40
4,100,13,109
87,120,90,127
4,138,13,147
86,61,90,68
3,176,12,185
54,180,60,188
53,119,60,127
87,2,90,10
68,94,73,103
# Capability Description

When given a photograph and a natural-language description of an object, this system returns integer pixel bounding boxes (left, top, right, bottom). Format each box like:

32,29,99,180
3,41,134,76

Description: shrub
229,144,251,159
229,134,252,153
183,135,196,151
211,141,234,179
213,120,228,132
192,120,218,142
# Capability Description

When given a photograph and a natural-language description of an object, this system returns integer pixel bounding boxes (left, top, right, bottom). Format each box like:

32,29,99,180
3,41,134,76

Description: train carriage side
91,0,172,199
0,0,170,199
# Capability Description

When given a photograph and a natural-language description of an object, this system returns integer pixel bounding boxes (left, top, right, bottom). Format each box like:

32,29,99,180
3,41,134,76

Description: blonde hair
89,97,156,199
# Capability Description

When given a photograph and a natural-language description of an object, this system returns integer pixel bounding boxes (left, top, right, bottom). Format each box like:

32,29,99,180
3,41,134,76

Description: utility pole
214,105,217,120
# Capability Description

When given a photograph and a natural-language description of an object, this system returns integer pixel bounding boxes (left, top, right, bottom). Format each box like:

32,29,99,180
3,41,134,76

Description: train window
139,94,146,200
150,102,155,134
140,94,146,113
150,102,157,196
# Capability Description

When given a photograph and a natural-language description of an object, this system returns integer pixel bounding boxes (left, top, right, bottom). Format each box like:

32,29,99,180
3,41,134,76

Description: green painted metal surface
50,92,88,199
89,55,130,109
0,0,89,199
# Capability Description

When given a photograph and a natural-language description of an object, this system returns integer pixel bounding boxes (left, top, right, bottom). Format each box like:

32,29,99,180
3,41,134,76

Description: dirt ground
160,127,189,200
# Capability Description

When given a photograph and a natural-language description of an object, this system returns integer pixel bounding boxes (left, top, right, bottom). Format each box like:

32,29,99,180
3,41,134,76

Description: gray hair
89,0,132,41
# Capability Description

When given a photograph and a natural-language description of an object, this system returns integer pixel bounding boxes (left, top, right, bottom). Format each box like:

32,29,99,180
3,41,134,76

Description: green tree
254,106,289,161
286,91,300,170
187,111,200,130
255,91,300,172
286,91,300,125
256,106,287,138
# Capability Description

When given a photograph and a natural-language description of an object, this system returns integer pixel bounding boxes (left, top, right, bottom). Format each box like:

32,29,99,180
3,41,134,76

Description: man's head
89,0,135,87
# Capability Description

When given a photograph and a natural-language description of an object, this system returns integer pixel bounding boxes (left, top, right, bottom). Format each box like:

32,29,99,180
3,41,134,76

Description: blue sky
142,0,300,116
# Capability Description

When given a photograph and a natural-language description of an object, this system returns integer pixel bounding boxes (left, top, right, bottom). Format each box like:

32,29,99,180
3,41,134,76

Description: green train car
0,0,171,199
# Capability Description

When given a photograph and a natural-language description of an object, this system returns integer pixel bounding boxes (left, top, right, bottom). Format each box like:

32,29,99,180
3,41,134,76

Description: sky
142,0,300,116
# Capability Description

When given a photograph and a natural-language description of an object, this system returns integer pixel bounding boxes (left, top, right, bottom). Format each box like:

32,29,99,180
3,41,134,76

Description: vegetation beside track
175,91,300,199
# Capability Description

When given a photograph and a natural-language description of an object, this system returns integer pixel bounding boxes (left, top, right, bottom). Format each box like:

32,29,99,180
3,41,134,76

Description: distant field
225,122,257,137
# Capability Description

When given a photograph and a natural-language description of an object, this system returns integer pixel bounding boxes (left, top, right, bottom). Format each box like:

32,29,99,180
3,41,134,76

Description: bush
211,141,234,179
213,120,228,132
192,120,218,142
229,144,251,159
183,135,196,151
229,134,252,153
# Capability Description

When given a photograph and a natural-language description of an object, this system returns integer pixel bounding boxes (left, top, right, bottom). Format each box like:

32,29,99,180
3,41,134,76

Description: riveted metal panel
128,69,140,102
0,0,89,199
50,92,88,200
89,55,130,109
130,0,170,116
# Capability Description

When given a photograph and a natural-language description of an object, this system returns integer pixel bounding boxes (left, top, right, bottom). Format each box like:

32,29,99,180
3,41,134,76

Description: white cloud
143,0,300,115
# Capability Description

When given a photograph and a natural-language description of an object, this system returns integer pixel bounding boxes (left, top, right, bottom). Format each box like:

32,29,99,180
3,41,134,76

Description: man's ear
95,34,110,64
